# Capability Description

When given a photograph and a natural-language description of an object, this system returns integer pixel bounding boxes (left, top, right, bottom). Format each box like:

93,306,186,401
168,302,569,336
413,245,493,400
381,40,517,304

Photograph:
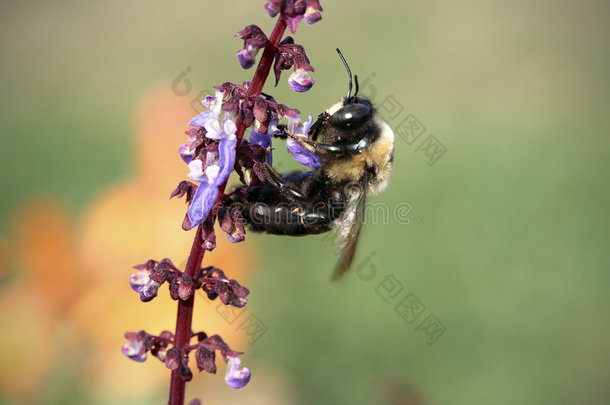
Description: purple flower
129,263,162,302
200,266,250,307
235,25,268,69
224,356,251,389
187,158,206,182
249,129,271,150
178,143,194,164
286,115,320,168
139,281,161,302
189,90,224,128
265,2,280,17
129,267,149,293
305,1,323,25
249,122,276,164
187,119,237,229
236,49,256,69
187,181,219,229
305,9,321,25
288,68,314,92
264,1,323,32
179,129,199,163
290,114,314,135
122,333,147,362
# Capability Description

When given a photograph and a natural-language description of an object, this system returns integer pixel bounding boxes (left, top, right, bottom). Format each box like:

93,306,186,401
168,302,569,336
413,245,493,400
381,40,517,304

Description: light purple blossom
129,267,149,293
187,159,206,182
189,90,224,127
140,281,161,302
224,356,251,389
179,130,199,164
265,0,323,31
304,5,322,24
288,68,314,92
183,91,238,229
129,266,161,302
187,119,237,229
235,25,267,69
249,129,271,149
122,338,147,362
236,49,256,69
289,114,314,136
265,2,280,18
249,120,278,164
286,115,320,168
188,182,219,229
178,143,194,164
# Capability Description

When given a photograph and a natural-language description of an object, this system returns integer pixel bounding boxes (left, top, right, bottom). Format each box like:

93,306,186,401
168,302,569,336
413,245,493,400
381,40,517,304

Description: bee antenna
336,48,353,99
354,74,360,97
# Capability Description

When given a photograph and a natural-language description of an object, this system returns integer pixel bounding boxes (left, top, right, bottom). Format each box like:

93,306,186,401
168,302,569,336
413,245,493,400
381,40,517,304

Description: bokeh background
1,0,608,404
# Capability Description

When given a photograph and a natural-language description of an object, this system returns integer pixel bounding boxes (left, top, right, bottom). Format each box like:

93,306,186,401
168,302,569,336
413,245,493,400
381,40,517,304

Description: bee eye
330,102,371,128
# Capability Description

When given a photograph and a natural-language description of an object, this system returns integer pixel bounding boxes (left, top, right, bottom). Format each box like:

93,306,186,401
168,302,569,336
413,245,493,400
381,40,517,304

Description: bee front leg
309,112,330,141
254,161,307,200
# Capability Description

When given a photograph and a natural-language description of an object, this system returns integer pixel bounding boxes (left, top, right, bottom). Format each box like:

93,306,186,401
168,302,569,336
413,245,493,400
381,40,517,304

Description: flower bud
196,346,217,374
140,280,160,302
178,275,194,301
224,356,251,389
235,25,267,70
165,348,180,371
236,49,256,69
122,339,147,362
288,68,314,92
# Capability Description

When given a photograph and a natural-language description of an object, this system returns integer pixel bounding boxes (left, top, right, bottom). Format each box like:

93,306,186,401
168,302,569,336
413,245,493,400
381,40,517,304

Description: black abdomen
229,170,347,236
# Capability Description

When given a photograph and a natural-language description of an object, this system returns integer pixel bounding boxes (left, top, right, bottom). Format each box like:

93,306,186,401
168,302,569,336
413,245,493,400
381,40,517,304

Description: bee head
309,49,376,157
303,49,380,157
330,48,373,128
328,95,373,130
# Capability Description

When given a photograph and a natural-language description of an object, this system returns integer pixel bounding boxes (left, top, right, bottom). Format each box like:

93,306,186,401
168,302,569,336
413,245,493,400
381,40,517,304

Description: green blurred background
1,0,609,404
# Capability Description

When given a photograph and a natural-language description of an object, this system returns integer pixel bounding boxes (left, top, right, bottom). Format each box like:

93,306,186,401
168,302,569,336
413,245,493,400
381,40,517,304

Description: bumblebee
231,49,394,278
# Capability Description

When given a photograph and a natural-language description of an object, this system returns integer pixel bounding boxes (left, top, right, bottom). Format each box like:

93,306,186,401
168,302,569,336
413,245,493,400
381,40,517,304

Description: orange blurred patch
15,200,84,313
0,238,11,279
0,289,52,397
0,200,83,399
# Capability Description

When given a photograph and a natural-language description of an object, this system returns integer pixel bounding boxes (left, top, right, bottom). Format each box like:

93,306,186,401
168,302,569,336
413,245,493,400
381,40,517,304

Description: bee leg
309,112,330,141
287,127,349,155
273,124,289,139
255,161,307,200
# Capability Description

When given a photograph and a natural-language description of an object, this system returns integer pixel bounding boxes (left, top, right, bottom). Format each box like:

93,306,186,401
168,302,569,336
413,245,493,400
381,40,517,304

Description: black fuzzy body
232,169,350,235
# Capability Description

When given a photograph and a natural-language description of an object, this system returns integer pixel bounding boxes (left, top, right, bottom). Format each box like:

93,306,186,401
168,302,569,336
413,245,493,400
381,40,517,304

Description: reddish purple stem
168,225,205,405
167,15,287,405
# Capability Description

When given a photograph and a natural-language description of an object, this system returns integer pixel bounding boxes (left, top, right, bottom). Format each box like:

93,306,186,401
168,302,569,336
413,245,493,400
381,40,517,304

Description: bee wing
332,175,368,279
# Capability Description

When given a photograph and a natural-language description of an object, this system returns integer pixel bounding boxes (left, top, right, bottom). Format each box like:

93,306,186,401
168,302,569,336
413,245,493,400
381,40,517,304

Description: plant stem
247,16,288,101
167,15,287,405
169,224,205,405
